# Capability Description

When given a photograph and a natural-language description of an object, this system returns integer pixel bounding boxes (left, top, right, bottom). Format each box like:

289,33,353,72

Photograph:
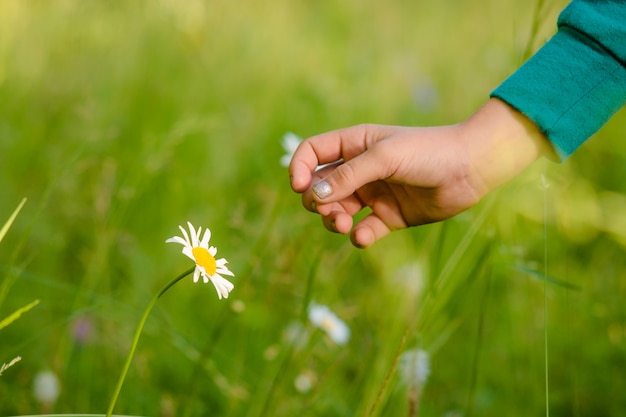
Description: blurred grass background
1,0,625,416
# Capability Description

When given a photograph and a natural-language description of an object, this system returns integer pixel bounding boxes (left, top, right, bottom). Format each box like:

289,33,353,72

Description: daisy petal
192,268,201,283
178,225,191,246
210,275,234,299
216,265,235,277
200,228,211,247
187,222,199,247
166,236,188,246
182,247,194,261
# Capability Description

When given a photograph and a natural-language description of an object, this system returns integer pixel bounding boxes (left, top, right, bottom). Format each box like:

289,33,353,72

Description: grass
1,0,626,416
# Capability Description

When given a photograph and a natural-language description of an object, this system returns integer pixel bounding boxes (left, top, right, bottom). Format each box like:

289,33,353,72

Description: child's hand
289,98,553,248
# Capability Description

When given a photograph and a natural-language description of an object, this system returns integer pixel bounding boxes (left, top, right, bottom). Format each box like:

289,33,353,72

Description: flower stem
106,266,195,417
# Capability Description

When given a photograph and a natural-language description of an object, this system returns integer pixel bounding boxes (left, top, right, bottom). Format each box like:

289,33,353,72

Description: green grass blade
512,264,580,290
0,198,27,244
0,299,40,331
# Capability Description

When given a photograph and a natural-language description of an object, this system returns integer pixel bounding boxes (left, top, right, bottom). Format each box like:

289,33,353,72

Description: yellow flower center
321,317,335,331
192,246,217,276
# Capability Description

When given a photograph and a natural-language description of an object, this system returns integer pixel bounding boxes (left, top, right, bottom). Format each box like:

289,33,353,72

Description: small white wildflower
166,222,235,299
33,369,60,405
294,369,317,393
280,131,331,171
280,132,303,168
394,262,425,299
399,349,430,387
308,303,350,345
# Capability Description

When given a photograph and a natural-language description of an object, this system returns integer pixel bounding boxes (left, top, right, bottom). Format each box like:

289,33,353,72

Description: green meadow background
1,0,626,416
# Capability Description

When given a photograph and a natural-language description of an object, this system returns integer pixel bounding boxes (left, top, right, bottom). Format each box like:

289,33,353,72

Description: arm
491,0,626,160
289,1,625,248
289,98,554,248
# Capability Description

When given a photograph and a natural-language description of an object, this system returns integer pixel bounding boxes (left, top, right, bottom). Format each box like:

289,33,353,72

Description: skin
289,98,556,248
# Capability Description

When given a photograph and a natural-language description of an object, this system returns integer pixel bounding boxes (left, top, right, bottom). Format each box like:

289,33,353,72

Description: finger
315,193,365,216
289,124,392,193
301,163,365,214
350,213,393,248
302,189,365,218
311,145,396,205
321,211,354,234
289,135,341,193
289,157,315,194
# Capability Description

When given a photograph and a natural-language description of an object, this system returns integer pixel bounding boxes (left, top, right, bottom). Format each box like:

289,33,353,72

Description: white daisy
33,369,61,405
166,222,235,299
308,303,350,345
399,348,430,387
280,131,302,168
294,369,317,393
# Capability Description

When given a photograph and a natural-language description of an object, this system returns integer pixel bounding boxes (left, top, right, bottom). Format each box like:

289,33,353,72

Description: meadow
1,0,626,416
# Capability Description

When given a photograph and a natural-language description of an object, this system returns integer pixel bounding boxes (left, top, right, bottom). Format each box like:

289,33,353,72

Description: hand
289,98,554,248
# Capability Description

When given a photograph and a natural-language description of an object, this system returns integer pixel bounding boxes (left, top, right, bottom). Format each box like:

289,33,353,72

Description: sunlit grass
1,0,626,416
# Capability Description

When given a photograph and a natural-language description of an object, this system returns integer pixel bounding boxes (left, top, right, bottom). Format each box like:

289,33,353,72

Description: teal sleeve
490,0,626,160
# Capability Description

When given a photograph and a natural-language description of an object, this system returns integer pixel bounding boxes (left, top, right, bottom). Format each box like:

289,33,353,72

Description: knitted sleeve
490,0,626,160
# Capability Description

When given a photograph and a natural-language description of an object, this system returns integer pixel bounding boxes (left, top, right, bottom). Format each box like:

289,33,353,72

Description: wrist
459,98,556,196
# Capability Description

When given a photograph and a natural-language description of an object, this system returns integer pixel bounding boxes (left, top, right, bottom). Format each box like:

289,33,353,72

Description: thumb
311,145,393,203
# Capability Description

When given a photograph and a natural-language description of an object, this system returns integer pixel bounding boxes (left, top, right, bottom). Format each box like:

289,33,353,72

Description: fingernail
312,180,333,199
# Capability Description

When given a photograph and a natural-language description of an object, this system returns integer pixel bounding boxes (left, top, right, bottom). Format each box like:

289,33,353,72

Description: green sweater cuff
491,26,626,161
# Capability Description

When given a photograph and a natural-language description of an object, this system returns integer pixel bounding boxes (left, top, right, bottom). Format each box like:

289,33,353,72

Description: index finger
288,124,390,193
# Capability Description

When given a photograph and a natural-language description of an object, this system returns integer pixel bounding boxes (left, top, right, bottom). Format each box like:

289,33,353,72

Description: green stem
106,266,195,417
543,170,550,417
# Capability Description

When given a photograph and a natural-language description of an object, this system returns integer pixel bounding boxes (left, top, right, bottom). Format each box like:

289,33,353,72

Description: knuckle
333,162,357,188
